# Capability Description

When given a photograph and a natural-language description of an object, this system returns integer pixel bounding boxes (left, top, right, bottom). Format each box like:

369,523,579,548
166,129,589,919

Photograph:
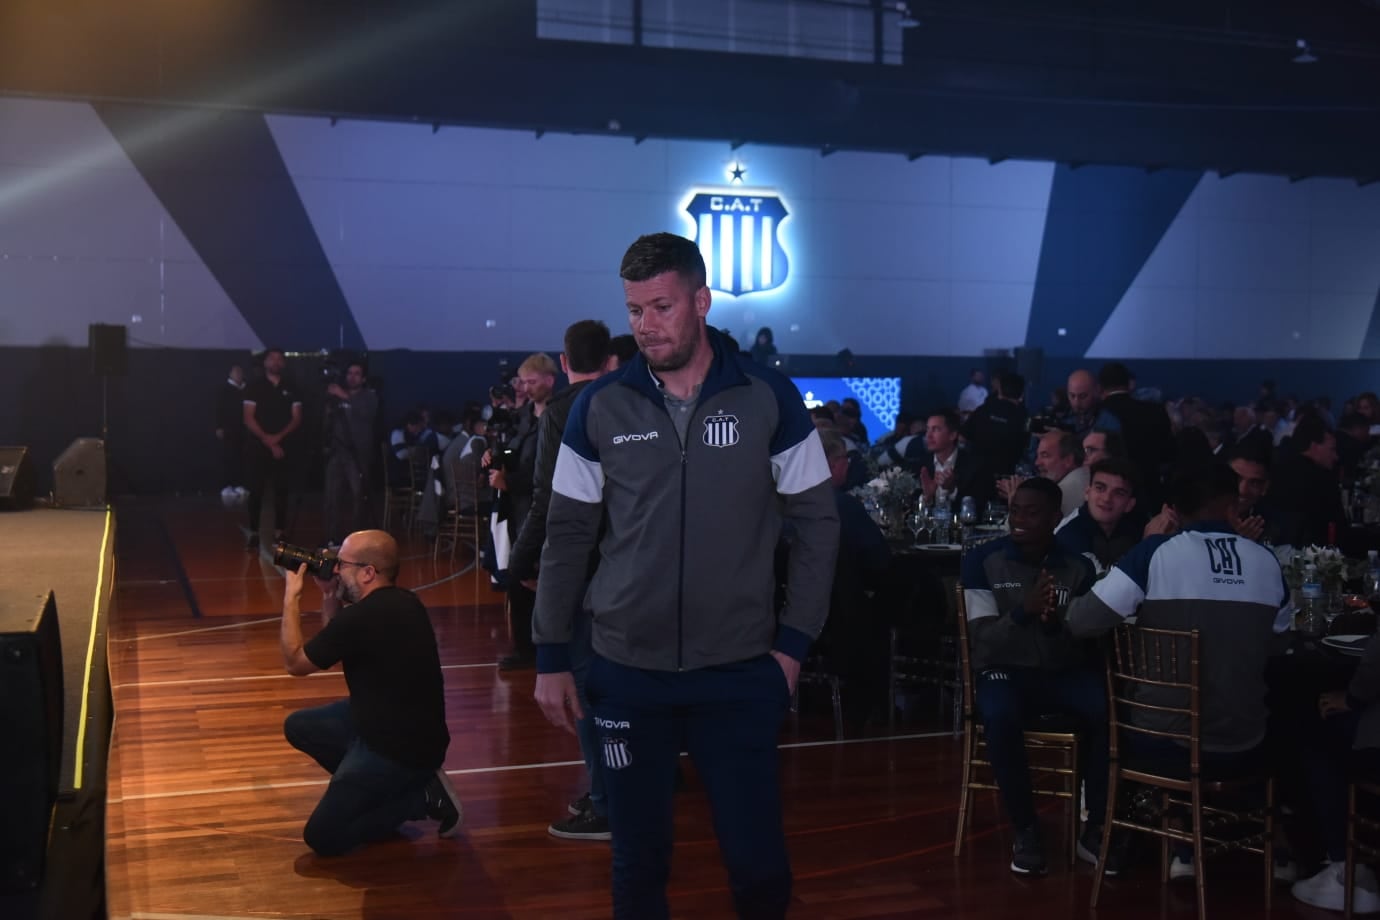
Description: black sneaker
1011,824,1048,876
548,810,611,841
246,533,260,551
1077,825,1129,878
568,793,592,817
423,770,463,838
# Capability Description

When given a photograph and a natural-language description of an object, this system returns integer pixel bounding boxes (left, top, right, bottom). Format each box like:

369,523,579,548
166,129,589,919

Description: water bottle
1300,564,1325,635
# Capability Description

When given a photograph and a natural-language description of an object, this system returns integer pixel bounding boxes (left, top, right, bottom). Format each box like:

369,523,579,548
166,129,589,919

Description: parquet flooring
104,498,1318,919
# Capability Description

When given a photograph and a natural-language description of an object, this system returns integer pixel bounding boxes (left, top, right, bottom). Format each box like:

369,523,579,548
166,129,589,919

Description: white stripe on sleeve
770,427,831,495
551,442,604,504
1091,566,1145,619
964,589,999,621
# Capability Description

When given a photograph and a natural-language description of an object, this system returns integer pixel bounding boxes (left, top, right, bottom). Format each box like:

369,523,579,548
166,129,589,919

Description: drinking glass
907,511,926,545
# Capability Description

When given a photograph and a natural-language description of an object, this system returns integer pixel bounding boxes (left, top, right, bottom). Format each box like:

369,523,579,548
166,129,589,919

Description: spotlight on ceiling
1292,38,1318,64
895,2,920,29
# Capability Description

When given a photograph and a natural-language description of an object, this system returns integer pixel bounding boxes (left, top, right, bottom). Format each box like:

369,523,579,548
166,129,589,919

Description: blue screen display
789,376,901,439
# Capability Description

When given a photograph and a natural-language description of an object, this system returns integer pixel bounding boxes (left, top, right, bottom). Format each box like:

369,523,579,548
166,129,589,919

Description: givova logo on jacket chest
703,413,740,448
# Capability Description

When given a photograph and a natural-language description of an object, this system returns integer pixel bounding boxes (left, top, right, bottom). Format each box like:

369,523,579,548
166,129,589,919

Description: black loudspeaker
89,323,127,377
0,447,36,511
1014,346,1044,391
53,439,106,508
0,591,63,892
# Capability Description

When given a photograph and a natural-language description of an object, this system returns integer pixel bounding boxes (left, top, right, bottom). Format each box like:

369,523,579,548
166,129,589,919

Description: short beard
644,340,697,374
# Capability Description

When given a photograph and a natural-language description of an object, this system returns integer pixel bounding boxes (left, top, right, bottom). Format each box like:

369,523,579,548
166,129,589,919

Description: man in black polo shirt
960,478,1106,877
279,529,461,856
242,349,302,551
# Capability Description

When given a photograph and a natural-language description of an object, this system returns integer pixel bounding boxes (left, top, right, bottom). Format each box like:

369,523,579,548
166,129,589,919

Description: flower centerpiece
1275,544,1351,595
851,466,919,538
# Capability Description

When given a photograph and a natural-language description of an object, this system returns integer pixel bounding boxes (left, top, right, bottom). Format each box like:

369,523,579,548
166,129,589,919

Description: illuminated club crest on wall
684,190,791,298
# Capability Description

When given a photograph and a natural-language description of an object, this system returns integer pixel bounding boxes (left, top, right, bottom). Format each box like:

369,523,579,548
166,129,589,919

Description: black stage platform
0,506,114,920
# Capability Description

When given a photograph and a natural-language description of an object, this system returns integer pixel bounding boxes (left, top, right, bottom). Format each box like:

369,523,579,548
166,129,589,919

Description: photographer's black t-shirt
303,586,449,770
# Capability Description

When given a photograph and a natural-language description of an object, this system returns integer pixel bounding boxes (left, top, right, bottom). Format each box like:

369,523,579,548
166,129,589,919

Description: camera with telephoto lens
272,542,339,579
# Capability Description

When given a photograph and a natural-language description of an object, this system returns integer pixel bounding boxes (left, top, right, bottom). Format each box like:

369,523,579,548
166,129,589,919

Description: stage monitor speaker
53,439,106,508
0,591,63,892
0,446,36,511
89,323,127,377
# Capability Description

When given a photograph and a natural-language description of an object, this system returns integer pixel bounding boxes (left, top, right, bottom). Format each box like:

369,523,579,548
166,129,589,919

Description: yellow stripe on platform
73,506,113,790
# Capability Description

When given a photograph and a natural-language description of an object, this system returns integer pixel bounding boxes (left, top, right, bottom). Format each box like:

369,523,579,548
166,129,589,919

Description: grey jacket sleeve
509,405,565,581
777,479,840,657
532,394,604,674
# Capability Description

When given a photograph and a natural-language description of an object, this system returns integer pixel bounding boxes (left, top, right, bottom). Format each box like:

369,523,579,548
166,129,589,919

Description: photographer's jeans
283,700,432,857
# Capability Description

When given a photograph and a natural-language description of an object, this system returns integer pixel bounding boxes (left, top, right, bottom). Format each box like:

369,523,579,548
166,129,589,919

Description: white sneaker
1169,855,1195,880
1291,862,1380,914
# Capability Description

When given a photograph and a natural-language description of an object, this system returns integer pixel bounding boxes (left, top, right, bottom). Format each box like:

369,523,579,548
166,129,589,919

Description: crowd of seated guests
803,363,1380,911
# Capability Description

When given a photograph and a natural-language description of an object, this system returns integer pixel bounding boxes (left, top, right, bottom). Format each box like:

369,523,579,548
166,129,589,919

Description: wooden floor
104,498,1326,919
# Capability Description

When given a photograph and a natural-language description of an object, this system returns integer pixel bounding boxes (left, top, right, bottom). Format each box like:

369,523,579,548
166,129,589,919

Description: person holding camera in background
508,320,614,840
278,529,462,856
486,352,557,671
322,361,378,549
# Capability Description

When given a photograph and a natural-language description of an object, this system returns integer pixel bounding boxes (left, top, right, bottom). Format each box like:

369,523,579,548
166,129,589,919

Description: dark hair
1169,463,1239,517
1293,412,1331,447
999,372,1025,400
563,319,611,374
1339,412,1371,433
263,347,285,361
1051,430,1085,465
839,403,860,420
1089,458,1141,497
1098,361,1132,391
609,334,639,364
1226,441,1271,471
895,410,916,427
619,232,706,288
403,409,424,427
842,397,861,411
928,408,961,433
756,326,774,344
1086,428,1125,459
1015,476,1064,512
810,406,835,423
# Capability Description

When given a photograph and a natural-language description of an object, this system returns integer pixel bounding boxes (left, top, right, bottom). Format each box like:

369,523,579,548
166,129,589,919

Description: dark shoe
423,770,463,838
568,793,592,817
246,533,260,551
1011,824,1048,876
497,653,535,672
548,810,611,841
1076,825,1126,878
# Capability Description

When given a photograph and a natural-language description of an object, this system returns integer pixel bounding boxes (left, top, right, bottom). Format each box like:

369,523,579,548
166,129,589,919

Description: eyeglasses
335,559,372,570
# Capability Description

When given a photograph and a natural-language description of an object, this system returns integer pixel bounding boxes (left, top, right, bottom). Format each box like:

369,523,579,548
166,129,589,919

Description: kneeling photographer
276,531,462,856
485,353,557,671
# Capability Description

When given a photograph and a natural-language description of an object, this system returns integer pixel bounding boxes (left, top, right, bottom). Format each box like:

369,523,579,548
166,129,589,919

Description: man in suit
1270,413,1345,547
914,408,992,509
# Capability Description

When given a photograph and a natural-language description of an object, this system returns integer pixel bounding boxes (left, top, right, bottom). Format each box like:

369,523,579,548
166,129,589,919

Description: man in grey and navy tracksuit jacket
532,232,839,920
